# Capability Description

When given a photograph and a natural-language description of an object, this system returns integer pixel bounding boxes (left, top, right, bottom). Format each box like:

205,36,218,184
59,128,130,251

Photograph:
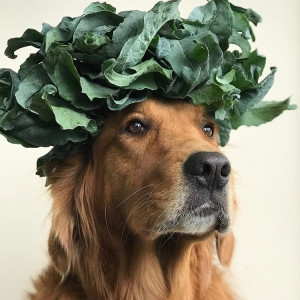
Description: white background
0,0,299,299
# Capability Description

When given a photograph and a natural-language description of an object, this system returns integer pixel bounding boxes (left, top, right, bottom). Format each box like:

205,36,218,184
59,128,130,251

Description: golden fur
30,99,237,300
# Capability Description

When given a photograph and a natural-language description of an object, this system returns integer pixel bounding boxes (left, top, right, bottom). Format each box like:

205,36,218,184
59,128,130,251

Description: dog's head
47,98,236,288
90,98,236,241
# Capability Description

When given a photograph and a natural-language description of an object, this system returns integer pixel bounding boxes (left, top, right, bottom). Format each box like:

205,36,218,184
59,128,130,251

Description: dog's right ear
47,149,95,277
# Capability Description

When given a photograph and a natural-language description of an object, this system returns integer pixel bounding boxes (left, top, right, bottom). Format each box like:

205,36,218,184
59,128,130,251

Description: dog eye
202,124,214,137
126,120,146,135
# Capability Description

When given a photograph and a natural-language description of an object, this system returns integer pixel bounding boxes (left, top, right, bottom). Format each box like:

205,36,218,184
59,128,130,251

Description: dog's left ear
216,230,235,266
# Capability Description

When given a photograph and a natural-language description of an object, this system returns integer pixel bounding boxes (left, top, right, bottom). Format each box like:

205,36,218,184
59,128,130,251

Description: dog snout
184,152,231,187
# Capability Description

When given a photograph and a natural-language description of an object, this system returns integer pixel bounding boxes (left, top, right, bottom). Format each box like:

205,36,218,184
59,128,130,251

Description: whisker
114,184,154,210
160,232,175,249
120,191,155,242
105,205,112,240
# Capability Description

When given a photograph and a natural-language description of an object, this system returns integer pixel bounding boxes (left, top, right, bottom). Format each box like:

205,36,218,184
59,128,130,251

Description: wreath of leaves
0,0,296,177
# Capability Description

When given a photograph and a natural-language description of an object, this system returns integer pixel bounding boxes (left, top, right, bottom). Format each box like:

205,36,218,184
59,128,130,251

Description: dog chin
161,211,230,238
171,215,218,236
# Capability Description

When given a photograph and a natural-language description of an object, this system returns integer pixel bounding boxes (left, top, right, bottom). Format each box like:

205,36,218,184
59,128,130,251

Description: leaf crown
0,0,296,177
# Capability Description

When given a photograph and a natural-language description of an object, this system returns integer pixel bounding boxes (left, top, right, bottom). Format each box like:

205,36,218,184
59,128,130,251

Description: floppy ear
216,230,235,266
46,148,98,277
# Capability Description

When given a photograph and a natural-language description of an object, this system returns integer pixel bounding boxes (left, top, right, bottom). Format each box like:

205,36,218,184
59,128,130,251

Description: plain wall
0,0,299,299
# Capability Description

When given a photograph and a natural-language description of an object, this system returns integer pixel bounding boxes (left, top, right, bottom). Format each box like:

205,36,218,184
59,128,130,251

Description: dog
30,98,237,300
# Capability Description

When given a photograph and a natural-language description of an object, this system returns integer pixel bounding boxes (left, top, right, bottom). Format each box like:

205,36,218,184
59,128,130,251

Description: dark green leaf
43,49,81,102
103,58,173,87
4,112,90,147
230,3,262,26
243,50,266,83
105,10,145,58
80,77,119,100
0,68,20,110
73,11,123,41
36,141,87,177
116,0,181,70
74,32,109,54
4,29,44,59
15,64,51,108
28,84,57,122
215,118,232,146
51,106,98,132
106,90,148,110
188,1,217,24
155,37,171,59
45,28,71,52
231,98,297,129
18,52,44,80
83,2,116,14
233,67,277,116
229,31,251,59
209,0,234,39
189,84,223,105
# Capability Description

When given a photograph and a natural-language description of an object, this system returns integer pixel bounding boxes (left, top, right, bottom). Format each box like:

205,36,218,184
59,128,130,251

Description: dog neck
86,220,215,300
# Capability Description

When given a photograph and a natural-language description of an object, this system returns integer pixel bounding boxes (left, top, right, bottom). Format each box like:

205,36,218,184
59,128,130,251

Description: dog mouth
191,202,216,216
155,193,230,237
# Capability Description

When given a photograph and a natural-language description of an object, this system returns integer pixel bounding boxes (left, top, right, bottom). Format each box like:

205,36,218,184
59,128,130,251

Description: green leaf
4,29,44,59
164,32,223,90
80,77,119,100
28,85,57,122
124,73,158,91
73,11,123,41
231,98,297,129
229,31,251,59
160,19,195,39
197,33,224,73
18,52,44,80
116,0,181,70
164,39,204,87
15,64,51,108
155,37,171,59
106,90,148,111
0,110,21,131
230,3,262,26
36,141,87,177
83,2,116,14
51,106,98,132
215,118,232,146
45,28,71,52
106,10,145,58
0,126,35,147
0,69,21,131
233,67,277,116
74,32,109,54
232,11,250,33
215,69,236,85
189,84,223,105
209,0,234,39
1,112,90,147
215,107,227,120
103,58,173,87
243,50,266,83
0,69,20,110
43,49,81,102
188,1,217,24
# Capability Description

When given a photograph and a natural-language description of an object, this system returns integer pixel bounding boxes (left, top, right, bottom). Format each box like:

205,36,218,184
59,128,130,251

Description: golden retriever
30,98,237,300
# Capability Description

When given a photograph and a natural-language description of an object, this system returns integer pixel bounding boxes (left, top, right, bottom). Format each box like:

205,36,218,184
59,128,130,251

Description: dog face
93,98,235,240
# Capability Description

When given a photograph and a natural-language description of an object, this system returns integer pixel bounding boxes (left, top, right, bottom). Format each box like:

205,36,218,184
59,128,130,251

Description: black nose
184,152,231,187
